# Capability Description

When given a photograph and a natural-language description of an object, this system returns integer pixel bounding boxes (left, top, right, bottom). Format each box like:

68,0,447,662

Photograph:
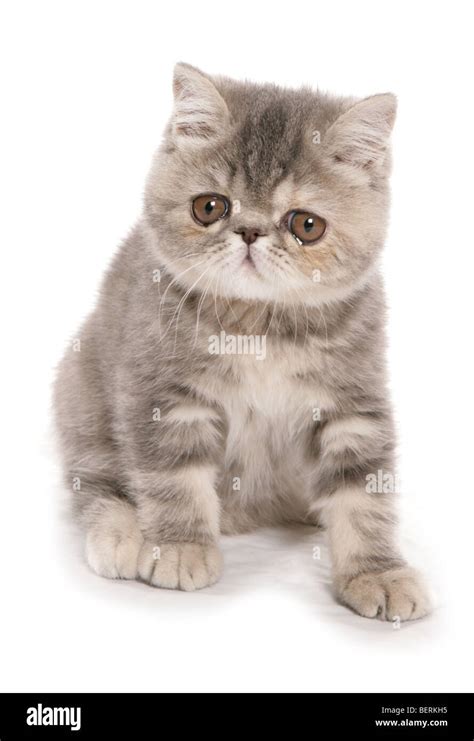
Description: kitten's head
145,63,396,306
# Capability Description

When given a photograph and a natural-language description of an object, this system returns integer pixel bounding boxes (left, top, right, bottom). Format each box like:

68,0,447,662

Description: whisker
169,260,219,352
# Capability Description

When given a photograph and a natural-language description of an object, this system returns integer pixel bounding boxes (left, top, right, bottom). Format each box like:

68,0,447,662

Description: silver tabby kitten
54,63,430,620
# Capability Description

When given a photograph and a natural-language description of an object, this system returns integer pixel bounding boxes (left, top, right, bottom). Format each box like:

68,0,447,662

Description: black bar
0,693,472,738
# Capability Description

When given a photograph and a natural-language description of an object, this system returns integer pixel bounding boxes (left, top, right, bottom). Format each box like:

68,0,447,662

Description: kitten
54,63,431,620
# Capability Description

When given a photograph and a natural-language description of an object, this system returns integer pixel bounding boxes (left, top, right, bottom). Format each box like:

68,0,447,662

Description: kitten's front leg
314,415,431,620
130,400,225,591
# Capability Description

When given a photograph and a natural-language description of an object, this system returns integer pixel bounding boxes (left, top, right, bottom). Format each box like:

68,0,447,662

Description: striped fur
54,64,430,617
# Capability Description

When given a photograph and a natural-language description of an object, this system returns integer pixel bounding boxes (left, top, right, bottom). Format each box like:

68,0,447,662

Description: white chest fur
207,339,336,519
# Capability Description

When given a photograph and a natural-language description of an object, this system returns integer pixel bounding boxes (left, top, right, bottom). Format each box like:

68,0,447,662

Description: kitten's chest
217,341,333,430
222,355,309,433
203,345,333,528
211,342,335,482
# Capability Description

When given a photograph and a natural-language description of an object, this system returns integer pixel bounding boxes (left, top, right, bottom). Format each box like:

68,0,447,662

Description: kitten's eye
192,194,230,226
287,210,327,245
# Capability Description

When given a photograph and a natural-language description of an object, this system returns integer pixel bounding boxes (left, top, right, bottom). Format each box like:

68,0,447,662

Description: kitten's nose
234,227,264,246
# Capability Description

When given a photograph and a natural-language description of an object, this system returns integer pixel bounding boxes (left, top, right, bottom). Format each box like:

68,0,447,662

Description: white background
1,0,473,693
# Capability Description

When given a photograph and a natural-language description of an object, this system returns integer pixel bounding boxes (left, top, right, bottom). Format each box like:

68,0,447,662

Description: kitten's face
145,64,396,306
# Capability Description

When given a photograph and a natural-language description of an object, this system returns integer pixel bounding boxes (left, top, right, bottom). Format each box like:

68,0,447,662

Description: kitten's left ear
325,93,397,172
171,63,230,147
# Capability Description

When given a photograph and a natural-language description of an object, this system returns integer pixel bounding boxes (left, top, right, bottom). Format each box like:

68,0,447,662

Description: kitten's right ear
171,63,230,147
325,93,397,172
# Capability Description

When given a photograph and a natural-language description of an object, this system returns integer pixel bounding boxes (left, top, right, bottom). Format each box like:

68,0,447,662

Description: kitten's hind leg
83,494,144,580
75,469,224,591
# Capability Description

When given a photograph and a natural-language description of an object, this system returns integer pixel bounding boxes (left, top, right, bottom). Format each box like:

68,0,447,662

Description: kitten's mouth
241,246,260,273
241,254,260,275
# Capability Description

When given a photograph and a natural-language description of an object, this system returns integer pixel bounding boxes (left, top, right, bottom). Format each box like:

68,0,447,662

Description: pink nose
235,227,263,246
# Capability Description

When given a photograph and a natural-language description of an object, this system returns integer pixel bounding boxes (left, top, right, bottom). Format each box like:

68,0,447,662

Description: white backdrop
1,0,473,693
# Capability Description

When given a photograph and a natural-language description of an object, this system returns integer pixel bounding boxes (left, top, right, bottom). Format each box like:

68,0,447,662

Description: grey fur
54,63,430,619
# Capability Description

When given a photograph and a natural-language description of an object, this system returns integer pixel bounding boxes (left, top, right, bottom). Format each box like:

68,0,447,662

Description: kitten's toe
84,499,144,580
337,567,431,621
179,543,223,591
85,530,143,580
137,542,223,591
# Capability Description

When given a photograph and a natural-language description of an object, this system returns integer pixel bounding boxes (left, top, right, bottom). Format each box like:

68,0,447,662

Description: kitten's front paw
337,567,431,621
137,542,223,591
